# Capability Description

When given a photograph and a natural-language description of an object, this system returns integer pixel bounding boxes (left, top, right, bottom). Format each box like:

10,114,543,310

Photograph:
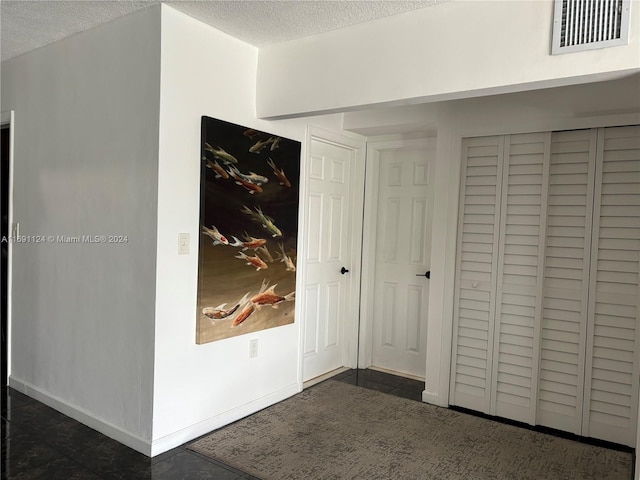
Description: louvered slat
450,137,503,413
492,133,549,423
584,125,640,447
537,129,596,435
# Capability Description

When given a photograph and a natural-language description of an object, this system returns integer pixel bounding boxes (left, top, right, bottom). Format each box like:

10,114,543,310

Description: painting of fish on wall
196,116,301,344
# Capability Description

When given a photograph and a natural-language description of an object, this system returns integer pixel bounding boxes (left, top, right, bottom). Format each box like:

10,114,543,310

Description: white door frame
1,110,15,386
297,125,366,386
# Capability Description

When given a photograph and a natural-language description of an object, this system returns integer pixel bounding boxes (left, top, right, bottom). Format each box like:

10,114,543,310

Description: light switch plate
178,233,190,255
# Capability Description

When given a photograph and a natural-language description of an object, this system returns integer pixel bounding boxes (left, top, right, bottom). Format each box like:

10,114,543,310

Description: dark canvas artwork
197,117,301,344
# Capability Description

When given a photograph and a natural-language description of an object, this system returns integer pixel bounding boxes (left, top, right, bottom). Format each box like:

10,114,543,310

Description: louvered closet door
453,126,639,447
450,136,503,413
537,129,597,435
583,125,640,446
492,133,550,424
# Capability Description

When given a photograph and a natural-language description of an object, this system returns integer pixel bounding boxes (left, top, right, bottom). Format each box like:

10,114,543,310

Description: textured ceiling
1,0,445,62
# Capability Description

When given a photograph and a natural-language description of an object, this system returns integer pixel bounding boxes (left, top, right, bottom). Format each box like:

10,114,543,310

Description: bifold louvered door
451,125,640,446
451,133,550,423
583,125,640,446
450,136,503,414
492,133,550,424
537,129,597,435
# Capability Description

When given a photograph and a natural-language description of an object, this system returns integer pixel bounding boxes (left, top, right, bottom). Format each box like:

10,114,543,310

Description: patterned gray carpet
188,380,632,480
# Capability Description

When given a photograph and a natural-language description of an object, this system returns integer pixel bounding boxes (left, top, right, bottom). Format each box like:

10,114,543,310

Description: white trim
1,110,14,387
295,127,310,387
422,127,461,408
9,375,153,455
303,366,350,389
150,382,300,456
450,113,640,140
358,143,379,369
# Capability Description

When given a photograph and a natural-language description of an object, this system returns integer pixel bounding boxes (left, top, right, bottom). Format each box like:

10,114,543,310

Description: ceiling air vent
552,0,631,54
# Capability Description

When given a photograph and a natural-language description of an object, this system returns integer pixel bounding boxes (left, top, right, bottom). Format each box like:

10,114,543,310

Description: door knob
416,271,430,279
340,267,349,275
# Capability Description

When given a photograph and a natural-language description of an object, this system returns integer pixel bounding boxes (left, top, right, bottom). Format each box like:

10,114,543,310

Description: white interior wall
257,0,640,119
0,6,161,450
152,5,345,455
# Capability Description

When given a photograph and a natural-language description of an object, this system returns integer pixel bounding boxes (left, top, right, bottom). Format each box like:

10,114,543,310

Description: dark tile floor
1,369,423,479
331,367,425,401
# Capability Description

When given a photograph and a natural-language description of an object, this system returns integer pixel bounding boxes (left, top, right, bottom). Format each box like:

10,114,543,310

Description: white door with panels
369,141,436,379
303,132,365,383
450,125,640,447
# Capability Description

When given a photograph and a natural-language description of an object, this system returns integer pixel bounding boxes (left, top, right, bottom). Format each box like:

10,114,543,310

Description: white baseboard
422,389,448,407
8,376,152,455
9,376,303,458
303,367,350,389
149,382,302,457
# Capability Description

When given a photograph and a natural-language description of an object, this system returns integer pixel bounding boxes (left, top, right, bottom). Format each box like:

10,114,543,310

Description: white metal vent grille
552,0,631,54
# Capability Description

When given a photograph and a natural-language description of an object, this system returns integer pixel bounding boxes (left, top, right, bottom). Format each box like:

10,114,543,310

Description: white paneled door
369,140,436,379
303,132,365,383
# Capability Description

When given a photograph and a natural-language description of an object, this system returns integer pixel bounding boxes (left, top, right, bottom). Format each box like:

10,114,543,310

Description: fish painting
256,245,274,263
243,128,260,139
235,251,268,271
204,143,239,165
202,293,249,322
202,303,239,321
228,166,269,186
202,225,228,245
204,157,230,179
228,167,263,194
267,157,292,187
230,234,267,251
256,206,283,237
240,205,283,238
197,116,301,344
278,243,296,272
251,283,295,309
232,302,255,327
249,137,274,154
